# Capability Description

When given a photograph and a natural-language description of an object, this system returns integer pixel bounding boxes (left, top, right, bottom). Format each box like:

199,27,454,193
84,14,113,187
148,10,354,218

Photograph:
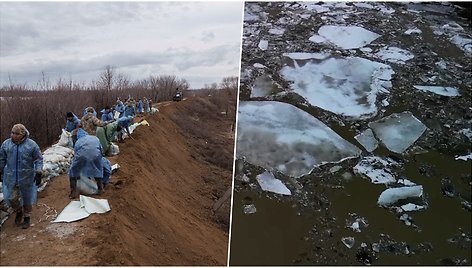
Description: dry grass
0,73,238,149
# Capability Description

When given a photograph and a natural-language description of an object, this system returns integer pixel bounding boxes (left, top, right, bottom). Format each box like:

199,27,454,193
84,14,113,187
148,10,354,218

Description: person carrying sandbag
68,128,105,199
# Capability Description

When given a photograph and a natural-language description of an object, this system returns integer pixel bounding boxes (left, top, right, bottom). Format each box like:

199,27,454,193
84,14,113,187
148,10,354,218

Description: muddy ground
0,96,233,265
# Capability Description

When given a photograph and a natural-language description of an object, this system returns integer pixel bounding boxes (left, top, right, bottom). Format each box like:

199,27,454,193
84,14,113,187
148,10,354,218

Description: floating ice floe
253,63,266,69
413,85,460,97
245,3,266,22
237,101,361,178
404,27,422,35
342,237,355,249
347,217,369,233
369,112,427,154
269,27,285,35
282,52,330,60
459,129,472,140
375,46,414,64
354,156,399,184
353,2,374,9
399,213,414,226
243,204,257,214
450,35,472,54
354,129,379,152
303,3,330,13
256,171,291,195
400,203,425,211
258,39,268,50
281,56,394,119
397,177,416,186
378,185,423,206
309,25,380,49
455,153,472,161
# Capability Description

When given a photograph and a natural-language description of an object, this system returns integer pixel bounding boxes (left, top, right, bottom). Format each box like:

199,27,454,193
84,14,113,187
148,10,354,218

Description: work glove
34,171,43,186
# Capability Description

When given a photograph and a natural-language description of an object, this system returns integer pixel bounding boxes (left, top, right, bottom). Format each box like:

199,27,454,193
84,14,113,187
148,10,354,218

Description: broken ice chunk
281,56,394,119
413,85,460,97
354,129,379,152
375,46,414,64
258,39,268,51
342,237,355,249
400,203,425,211
256,171,291,195
404,28,422,35
237,101,361,178
253,63,266,69
399,213,413,226
309,25,380,49
455,153,472,161
397,177,416,186
269,27,285,35
282,52,330,60
354,156,399,184
347,217,369,233
369,112,427,154
378,185,423,206
450,35,472,54
243,204,257,214
459,128,472,140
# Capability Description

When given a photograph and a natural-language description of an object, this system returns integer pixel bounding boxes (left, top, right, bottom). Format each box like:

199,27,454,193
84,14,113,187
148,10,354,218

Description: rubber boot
69,177,78,199
22,217,30,229
14,211,23,226
96,179,104,195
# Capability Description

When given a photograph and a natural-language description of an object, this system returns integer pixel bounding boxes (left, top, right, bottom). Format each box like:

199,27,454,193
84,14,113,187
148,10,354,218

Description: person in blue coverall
100,106,114,123
137,98,143,114
68,128,105,199
65,111,80,146
117,116,134,142
144,97,150,113
0,124,43,229
115,98,125,118
123,102,136,118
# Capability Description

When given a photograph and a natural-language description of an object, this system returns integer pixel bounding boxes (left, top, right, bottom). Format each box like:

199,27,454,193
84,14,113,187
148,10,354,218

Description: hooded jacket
0,129,43,206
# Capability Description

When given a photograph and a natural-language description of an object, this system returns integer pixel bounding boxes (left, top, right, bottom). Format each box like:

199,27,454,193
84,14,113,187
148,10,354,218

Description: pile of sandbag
40,130,74,190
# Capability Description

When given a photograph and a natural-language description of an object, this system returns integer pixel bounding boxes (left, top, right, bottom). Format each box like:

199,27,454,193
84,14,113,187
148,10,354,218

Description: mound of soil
0,96,233,265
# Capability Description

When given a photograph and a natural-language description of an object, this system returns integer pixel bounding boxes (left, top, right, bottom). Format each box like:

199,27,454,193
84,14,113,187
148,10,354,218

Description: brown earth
0,96,234,265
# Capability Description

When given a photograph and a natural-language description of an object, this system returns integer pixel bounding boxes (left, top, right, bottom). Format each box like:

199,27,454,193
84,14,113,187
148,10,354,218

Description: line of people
0,96,153,229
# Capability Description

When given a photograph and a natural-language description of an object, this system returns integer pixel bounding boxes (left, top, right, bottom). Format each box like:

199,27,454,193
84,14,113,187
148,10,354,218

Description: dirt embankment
0,96,233,265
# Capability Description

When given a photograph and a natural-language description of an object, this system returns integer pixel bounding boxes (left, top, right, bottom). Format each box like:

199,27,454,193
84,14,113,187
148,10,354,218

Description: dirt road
0,96,233,265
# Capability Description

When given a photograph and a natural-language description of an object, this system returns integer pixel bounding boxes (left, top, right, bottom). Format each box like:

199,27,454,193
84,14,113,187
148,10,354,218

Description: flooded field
231,2,471,265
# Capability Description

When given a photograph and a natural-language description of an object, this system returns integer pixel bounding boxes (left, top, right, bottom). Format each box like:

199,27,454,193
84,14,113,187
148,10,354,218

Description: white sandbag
109,143,120,156
44,145,74,157
53,201,90,223
111,163,120,173
57,129,73,148
113,111,120,120
80,195,111,214
76,176,98,195
44,154,66,163
54,196,111,223
150,107,159,114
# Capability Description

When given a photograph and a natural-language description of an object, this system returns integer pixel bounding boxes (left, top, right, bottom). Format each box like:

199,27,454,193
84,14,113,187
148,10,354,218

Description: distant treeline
0,65,239,149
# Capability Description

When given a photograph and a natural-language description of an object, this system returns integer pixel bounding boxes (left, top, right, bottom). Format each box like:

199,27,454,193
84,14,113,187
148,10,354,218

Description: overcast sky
0,2,243,89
